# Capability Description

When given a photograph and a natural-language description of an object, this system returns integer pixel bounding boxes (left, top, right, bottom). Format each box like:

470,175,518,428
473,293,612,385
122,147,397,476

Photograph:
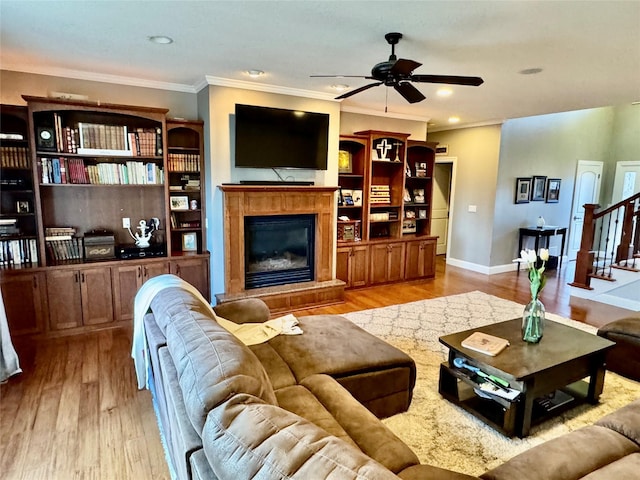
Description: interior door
568,160,603,260
611,161,640,203
433,161,453,256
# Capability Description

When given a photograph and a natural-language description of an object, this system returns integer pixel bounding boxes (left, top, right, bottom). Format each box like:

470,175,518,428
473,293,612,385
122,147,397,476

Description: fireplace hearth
245,214,315,289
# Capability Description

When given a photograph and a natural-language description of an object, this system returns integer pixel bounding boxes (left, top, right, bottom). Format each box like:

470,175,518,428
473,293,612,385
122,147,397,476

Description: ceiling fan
312,32,483,104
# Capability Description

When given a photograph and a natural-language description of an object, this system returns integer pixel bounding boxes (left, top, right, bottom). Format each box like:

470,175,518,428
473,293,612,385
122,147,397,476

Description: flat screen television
235,104,329,170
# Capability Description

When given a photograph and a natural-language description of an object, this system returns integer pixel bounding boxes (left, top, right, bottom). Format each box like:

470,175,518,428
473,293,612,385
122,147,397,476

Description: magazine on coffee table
461,331,510,356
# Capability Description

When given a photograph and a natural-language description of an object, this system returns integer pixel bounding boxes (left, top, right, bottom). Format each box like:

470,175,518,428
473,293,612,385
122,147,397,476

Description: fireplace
244,214,315,289
219,185,344,314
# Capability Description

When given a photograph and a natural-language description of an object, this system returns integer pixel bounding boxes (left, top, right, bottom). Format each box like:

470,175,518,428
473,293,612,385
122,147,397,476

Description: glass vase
522,298,545,343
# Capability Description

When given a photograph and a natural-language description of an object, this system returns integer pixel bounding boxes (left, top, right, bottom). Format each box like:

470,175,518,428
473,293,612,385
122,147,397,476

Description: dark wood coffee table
438,318,615,437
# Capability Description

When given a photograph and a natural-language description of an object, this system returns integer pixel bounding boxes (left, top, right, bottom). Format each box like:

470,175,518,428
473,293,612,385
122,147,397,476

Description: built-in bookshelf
404,140,437,236
167,119,205,254
24,96,169,266
0,105,39,267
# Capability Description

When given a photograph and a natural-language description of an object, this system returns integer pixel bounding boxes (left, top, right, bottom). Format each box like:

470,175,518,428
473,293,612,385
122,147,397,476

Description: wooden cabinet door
1,272,46,335
47,270,83,330
112,264,141,322
369,242,405,285
171,257,210,301
336,247,351,285
80,267,114,326
112,260,169,322
350,245,369,287
387,242,405,282
405,239,436,280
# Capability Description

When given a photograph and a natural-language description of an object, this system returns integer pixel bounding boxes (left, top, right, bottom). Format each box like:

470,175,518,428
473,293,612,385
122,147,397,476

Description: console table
518,226,567,271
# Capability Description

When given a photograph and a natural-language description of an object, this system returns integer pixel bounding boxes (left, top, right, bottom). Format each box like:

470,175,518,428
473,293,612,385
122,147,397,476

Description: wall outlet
122,217,130,229
468,205,477,213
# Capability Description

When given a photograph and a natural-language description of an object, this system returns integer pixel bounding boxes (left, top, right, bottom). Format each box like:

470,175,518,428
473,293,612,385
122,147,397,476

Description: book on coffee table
461,331,510,356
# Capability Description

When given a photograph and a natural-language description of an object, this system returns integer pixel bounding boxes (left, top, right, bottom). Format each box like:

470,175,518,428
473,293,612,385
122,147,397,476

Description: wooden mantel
217,185,345,313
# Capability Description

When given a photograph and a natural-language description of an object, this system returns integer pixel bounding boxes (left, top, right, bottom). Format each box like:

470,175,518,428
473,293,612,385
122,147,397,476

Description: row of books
47,114,163,156
46,236,83,262
40,157,164,185
168,153,200,172
1,146,30,169
370,184,391,204
0,238,38,266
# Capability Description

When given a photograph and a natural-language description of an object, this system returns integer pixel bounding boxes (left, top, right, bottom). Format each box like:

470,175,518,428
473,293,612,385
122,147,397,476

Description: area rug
343,291,640,477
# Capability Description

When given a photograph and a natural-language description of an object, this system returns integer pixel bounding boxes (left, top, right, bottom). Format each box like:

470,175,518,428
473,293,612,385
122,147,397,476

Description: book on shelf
168,152,200,172
0,133,24,141
39,157,163,185
461,332,510,356
1,146,30,169
0,238,38,266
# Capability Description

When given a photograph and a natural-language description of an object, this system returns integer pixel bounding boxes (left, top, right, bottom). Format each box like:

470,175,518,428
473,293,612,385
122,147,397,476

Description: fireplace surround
218,185,344,313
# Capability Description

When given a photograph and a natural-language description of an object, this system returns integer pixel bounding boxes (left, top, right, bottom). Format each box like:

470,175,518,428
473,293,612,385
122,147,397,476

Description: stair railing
570,192,640,289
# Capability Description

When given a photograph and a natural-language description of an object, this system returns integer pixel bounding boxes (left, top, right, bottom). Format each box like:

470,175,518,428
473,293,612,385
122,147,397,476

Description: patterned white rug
343,291,640,477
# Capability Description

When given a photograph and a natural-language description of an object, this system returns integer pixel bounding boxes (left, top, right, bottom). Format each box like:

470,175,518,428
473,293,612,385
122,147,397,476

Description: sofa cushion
398,464,481,480
165,306,277,434
268,314,416,417
249,343,297,390
596,398,640,445
581,453,640,480
202,393,400,479
150,287,213,335
301,374,419,474
275,384,358,449
480,425,640,480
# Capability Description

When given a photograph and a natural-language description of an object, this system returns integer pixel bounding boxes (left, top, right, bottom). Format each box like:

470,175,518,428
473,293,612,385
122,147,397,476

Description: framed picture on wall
531,175,547,201
546,178,561,203
515,177,532,204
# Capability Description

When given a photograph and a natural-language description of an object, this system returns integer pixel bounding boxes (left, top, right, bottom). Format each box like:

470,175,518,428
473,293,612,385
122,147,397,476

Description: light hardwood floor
0,257,632,479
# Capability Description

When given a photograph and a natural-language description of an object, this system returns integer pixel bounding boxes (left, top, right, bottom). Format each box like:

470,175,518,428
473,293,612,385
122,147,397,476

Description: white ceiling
1,1,639,129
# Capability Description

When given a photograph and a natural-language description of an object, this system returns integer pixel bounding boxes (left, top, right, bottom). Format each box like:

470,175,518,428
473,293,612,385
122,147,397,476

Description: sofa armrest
213,298,270,324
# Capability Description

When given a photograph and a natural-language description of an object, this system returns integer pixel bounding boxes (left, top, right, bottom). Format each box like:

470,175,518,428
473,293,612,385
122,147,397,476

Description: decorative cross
376,139,392,160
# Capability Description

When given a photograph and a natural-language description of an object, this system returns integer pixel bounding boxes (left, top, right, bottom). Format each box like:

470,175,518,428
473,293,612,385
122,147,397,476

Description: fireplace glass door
244,214,315,289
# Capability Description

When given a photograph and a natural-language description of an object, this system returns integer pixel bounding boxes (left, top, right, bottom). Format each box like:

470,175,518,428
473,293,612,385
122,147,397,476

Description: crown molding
428,119,504,132
2,64,197,93
201,75,338,101
340,105,430,123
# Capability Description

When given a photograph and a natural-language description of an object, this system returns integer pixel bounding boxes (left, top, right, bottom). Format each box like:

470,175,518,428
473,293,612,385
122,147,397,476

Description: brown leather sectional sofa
142,284,640,479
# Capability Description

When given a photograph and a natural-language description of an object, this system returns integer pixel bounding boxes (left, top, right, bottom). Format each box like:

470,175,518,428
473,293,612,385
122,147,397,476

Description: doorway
611,161,640,203
568,160,603,260
434,157,456,257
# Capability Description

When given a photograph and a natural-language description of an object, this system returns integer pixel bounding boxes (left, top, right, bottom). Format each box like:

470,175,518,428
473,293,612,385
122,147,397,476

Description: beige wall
198,85,342,295
0,70,198,119
340,111,427,140
428,125,502,269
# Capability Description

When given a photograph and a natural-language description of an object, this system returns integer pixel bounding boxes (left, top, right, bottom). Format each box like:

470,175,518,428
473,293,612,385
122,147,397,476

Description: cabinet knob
33,276,38,289
138,266,142,278
143,266,148,277
75,272,79,283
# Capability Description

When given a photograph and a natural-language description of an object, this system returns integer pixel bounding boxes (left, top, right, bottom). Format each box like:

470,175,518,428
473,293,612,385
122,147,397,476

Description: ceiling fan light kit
313,32,483,104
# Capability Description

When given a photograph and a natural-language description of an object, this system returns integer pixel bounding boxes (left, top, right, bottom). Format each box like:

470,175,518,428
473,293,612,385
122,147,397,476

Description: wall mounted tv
235,104,329,170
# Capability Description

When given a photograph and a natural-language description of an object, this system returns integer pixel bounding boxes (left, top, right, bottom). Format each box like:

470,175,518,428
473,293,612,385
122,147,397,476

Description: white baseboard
446,257,568,275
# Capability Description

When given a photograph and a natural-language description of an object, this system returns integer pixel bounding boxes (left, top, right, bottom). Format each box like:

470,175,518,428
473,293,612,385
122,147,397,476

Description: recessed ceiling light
247,69,265,78
448,116,460,124
148,35,173,44
519,67,543,75
332,84,350,92
437,88,453,97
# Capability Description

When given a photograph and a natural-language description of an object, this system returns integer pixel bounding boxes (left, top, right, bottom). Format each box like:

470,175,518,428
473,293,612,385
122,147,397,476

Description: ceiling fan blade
335,82,383,99
394,82,426,104
390,58,422,76
410,74,484,86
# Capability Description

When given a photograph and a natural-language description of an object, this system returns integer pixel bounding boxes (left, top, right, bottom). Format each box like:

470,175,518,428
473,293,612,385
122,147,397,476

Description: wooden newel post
570,203,599,290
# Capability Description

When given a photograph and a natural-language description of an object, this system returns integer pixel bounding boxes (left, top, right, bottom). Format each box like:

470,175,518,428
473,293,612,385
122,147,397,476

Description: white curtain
0,288,21,382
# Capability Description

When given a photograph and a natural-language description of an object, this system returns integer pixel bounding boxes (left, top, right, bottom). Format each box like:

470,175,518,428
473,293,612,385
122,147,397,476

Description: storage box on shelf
335,131,438,289
0,98,210,340
167,119,205,255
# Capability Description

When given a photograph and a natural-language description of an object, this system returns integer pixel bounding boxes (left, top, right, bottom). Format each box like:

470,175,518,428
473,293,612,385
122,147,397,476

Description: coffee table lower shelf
439,362,590,437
